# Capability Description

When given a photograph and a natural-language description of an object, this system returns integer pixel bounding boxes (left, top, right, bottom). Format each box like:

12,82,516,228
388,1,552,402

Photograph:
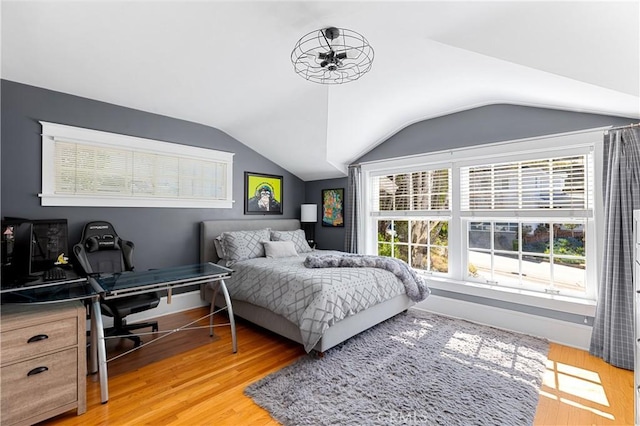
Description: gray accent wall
358,104,634,163
305,177,347,251
1,80,305,270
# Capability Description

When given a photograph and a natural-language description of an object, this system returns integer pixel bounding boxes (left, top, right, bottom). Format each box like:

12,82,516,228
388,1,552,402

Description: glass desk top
0,279,95,304
94,262,232,295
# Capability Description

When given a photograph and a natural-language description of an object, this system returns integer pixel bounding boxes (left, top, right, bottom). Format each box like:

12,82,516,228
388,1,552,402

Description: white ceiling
2,1,639,181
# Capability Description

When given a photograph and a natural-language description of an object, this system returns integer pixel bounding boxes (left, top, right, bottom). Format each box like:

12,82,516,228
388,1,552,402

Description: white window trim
361,127,606,312
39,122,234,208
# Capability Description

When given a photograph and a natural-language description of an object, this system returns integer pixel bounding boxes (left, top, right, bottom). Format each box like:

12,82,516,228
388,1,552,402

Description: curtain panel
344,165,362,253
589,126,640,370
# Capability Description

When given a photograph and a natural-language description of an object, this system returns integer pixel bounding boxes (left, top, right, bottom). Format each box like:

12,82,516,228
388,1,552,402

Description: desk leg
219,279,237,353
209,283,219,337
91,298,109,403
89,304,98,374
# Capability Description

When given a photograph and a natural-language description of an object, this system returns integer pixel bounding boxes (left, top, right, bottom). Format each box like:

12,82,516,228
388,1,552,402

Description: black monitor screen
29,219,69,275
2,220,32,280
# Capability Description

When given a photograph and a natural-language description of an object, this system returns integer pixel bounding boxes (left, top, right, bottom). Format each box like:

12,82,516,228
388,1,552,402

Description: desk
88,262,235,403
1,263,234,405
0,276,94,304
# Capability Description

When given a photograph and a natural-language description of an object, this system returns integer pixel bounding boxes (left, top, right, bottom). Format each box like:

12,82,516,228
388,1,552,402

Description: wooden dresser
1,301,86,425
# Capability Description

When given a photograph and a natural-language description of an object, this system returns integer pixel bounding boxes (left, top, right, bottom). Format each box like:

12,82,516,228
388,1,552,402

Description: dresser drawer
1,347,78,425
0,317,78,365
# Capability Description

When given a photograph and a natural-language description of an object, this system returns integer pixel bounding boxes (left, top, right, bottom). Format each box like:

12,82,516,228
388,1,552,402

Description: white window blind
40,122,234,208
372,168,451,214
460,153,593,216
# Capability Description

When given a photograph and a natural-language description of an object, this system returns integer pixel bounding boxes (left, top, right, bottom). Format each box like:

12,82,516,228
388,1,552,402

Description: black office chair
73,221,160,347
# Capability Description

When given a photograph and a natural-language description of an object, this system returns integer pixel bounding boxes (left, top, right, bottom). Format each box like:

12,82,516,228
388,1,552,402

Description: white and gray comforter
222,251,420,352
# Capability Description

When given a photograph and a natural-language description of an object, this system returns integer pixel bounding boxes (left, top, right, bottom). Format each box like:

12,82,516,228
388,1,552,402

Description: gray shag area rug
245,309,549,426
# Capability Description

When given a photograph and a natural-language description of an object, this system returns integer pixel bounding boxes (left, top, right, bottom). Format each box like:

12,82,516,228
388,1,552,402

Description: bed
200,219,424,353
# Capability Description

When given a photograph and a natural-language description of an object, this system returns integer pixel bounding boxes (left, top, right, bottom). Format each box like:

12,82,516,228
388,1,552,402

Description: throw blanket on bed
304,253,430,302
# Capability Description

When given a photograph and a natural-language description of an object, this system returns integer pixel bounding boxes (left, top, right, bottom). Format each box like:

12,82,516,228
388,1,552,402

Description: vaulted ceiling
2,1,638,181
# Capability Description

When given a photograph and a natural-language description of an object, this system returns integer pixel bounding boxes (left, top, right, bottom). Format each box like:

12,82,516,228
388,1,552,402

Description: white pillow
270,229,313,253
263,240,298,258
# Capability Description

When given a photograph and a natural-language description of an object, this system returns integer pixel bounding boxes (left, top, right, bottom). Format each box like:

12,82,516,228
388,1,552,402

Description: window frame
39,122,234,208
361,128,605,311
369,165,452,274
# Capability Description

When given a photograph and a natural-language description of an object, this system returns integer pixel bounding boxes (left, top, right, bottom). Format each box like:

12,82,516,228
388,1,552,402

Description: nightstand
1,301,86,425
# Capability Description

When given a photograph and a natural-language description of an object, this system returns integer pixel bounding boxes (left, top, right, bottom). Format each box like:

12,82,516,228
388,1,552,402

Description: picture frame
321,188,344,227
244,172,283,215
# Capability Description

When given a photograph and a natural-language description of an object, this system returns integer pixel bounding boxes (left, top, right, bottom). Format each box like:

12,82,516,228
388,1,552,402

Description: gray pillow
219,228,270,265
270,229,313,253
263,240,298,258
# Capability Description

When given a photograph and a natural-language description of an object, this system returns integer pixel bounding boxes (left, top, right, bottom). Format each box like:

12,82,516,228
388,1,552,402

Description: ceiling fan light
291,26,374,85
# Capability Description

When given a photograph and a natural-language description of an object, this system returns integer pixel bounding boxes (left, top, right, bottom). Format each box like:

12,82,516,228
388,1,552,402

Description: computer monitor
28,219,70,275
1,219,32,283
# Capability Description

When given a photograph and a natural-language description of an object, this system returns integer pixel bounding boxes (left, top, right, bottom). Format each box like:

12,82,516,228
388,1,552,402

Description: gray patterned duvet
223,251,406,351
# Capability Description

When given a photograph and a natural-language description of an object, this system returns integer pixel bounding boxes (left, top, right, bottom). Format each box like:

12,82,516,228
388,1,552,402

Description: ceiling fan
291,26,374,85
317,27,348,71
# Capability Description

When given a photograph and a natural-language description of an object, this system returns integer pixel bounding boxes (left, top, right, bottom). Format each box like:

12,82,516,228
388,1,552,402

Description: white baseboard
414,295,593,350
99,290,208,328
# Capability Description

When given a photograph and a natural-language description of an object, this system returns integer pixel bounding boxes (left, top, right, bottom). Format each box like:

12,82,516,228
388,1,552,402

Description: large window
371,168,451,274
362,130,602,302
461,153,593,297
40,122,234,208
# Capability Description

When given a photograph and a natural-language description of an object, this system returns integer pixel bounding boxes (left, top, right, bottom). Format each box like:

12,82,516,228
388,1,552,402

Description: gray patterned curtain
344,165,362,253
589,126,640,370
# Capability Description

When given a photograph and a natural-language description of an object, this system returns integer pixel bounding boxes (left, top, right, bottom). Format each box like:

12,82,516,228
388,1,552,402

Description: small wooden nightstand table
1,301,86,426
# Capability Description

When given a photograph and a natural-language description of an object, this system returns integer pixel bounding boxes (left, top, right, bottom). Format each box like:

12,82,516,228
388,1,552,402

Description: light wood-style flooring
42,307,634,426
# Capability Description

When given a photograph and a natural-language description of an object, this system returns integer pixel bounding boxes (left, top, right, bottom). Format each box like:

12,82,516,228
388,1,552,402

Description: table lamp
301,204,317,244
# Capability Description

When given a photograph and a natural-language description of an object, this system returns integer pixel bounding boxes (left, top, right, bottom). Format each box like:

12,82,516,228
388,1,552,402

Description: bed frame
199,219,414,353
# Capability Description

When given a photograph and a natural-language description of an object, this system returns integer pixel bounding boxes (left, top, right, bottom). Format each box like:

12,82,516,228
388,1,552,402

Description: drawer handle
27,334,49,343
27,366,49,377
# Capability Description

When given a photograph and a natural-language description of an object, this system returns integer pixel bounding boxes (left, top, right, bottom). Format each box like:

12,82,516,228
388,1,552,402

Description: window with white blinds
361,128,604,303
370,168,452,274
460,154,593,215
40,122,234,208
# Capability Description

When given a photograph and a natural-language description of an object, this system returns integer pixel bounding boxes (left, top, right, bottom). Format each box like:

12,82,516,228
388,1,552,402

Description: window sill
424,275,597,317
39,193,233,209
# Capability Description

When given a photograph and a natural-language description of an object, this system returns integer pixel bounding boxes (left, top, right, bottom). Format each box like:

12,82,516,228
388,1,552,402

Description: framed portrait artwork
321,188,344,227
244,172,283,215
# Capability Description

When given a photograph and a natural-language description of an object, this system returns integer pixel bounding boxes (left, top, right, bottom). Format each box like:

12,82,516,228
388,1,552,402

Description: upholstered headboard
199,219,301,263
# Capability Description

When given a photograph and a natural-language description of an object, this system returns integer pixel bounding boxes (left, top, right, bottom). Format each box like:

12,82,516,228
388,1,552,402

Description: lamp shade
301,204,318,223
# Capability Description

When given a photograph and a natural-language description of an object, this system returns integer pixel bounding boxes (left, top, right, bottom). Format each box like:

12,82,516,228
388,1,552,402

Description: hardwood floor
42,307,634,426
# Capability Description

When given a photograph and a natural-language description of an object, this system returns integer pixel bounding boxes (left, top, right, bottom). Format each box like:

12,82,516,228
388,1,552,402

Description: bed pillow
219,228,270,265
263,240,299,258
270,229,313,253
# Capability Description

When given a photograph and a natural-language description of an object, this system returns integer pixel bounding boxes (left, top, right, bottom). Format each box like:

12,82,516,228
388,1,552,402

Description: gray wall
358,104,633,163
1,80,305,270
304,177,347,251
